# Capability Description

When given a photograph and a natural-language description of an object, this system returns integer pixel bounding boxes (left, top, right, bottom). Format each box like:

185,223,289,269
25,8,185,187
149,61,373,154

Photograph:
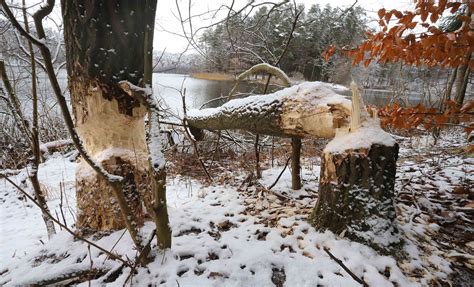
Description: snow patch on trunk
76,147,149,181
324,118,396,153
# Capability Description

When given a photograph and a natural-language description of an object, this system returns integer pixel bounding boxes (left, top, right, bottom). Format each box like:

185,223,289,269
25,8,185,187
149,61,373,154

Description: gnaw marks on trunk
71,78,152,231
61,0,158,232
310,121,401,254
187,81,352,139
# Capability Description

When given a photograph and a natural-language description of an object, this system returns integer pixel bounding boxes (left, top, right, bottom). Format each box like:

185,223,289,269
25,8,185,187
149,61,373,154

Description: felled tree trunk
187,82,352,139
187,81,350,191
62,0,157,231
309,122,400,253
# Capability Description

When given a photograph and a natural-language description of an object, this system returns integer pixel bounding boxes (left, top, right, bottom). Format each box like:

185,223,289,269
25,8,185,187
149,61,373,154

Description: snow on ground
0,153,77,267
0,131,472,286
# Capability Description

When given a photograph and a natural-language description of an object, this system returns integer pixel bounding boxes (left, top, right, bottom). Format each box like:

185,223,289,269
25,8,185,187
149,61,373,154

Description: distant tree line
198,3,367,83
152,51,204,74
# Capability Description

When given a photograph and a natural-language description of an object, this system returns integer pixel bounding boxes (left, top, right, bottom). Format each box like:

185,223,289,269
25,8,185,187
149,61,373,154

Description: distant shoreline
190,72,290,87
189,72,235,81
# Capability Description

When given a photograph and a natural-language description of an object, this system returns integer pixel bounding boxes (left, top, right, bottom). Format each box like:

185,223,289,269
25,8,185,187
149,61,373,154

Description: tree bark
188,82,350,192
254,134,262,179
444,67,458,104
291,137,301,190
141,0,172,249
309,142,400,253
454,53,471,108
61,0,157,231
187,82,352,139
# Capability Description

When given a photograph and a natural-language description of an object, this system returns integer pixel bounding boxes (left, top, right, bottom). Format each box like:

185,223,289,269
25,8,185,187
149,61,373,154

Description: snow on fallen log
324,81,396,153
324,119,396,153
39,139,73,153
187,81,352,138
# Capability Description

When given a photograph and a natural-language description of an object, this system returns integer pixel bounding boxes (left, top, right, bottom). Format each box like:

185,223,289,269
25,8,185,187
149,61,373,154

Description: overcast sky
154,0,414,53
18,0,413,54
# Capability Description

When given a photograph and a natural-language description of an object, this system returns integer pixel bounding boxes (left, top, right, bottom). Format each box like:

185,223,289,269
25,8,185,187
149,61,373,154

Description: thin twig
267,156,291,190
323,247,368,287
0,175,132,268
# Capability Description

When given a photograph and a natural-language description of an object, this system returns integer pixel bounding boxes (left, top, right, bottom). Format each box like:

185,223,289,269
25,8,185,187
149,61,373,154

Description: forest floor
0,129,472,286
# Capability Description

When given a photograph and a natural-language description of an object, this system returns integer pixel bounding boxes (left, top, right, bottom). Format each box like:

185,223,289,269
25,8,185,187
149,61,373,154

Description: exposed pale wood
350,81,361,131
60,1,159,241
1,0,154,261
187,83,352,139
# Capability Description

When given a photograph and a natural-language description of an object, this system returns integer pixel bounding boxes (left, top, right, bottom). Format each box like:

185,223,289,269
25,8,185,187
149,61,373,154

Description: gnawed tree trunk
61,0,157,231
309,136,400,253
187,82,352,139
227,63,292,180
309,83,400,253
188,81,350,191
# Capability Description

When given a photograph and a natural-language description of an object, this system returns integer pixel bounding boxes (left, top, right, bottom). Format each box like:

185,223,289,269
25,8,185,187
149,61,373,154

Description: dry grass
164,136,328,185
190,72,235,81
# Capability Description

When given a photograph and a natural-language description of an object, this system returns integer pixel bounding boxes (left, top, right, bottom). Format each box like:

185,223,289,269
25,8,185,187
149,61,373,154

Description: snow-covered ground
0,130,472,286
0,154,77,266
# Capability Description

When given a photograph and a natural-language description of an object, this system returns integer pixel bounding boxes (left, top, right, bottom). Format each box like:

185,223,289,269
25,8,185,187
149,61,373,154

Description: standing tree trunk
291,137,301,190
61,0,158,231
453,5,472,109
454,54,471,108
444,67,458,104
141,0,172,248
310,83,400,253
309,140,400,253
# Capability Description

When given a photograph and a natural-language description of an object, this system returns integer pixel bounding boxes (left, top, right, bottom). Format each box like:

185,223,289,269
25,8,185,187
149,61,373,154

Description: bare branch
0,174,132,267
